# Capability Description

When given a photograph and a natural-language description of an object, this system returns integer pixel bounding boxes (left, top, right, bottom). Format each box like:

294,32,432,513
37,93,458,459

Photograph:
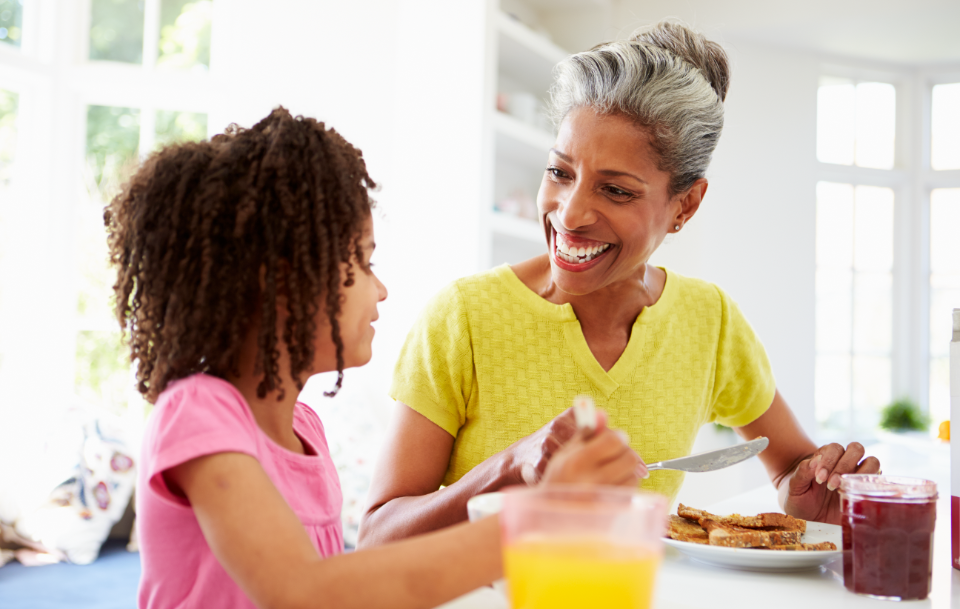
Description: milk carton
952,308,960,570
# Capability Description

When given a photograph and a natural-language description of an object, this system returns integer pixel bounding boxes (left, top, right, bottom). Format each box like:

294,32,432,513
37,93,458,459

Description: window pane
853,185,894,272
816,182,854,269
854,82,896,170
852,355,890,427
155,110,208,147
816,270,852,353
816,354,851,427
0,0,23,48
852,272,892,355
930,189,960,275
817,81,855,165
90,0,145,64
86,105,141,192
0,88,16,187
929,356,950,427
158,0,213,71
79,106,142,412
930,281,960,358
931,83,960,170
75,330,132,413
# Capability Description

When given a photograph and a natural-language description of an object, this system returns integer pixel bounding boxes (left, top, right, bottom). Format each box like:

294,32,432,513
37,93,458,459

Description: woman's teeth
555,239,611,264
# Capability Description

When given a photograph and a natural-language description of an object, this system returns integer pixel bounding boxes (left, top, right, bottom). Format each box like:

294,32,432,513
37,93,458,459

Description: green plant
879,398,930,432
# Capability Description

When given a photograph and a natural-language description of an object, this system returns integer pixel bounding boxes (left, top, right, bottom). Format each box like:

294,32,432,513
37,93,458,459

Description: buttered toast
667,504,836,551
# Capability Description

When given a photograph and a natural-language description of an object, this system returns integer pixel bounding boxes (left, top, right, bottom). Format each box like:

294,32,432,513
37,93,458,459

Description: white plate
663,521,843,572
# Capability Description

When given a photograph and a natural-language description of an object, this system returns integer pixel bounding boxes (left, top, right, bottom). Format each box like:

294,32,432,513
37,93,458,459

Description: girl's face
537,107,694,295
314,216,387,371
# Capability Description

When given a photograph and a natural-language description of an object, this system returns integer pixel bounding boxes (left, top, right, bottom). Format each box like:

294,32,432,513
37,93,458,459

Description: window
815,77,898,431
931,83,960,171
815,183,894,430
929,188,960,424
78,101,209,411
0,87,18,374
71,0,213,413
0,0,22,48
817,79,896,169
90,0,145,63
816,73,960,434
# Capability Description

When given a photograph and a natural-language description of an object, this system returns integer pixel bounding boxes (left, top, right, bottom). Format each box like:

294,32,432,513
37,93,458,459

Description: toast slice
762,541,838,552
700,519,803,548
667,515,709,544
678,504,806,533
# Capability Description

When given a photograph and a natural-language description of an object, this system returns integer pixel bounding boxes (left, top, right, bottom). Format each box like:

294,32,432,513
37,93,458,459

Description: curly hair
105,107,376,403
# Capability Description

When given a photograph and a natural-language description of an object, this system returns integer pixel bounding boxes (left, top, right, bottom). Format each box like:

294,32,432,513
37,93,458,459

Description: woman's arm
165,415,639,609
734,389,880,524
359,402,594,547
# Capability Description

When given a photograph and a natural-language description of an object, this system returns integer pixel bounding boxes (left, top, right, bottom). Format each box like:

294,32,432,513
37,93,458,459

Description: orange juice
504,537,660,609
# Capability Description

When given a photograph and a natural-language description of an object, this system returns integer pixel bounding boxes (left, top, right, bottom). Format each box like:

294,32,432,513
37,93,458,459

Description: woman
358,21,879,547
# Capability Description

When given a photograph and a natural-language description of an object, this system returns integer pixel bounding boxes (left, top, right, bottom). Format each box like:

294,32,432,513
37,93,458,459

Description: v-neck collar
496,264,678,398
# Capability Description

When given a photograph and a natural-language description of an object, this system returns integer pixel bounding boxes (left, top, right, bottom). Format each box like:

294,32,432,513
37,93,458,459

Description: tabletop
436,439,960,609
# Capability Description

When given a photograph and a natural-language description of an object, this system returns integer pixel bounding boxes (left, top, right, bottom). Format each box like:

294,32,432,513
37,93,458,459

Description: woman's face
538,107,693,295
313,216,388,371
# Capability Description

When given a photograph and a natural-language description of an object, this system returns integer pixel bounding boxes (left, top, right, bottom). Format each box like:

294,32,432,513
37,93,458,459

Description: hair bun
630,20,730,102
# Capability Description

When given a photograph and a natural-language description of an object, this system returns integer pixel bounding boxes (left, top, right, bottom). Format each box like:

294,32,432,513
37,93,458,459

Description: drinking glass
499,485,668,609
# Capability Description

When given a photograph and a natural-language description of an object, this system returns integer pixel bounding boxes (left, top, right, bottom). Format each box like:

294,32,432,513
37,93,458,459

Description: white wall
653,39,820,434
211,0,490,414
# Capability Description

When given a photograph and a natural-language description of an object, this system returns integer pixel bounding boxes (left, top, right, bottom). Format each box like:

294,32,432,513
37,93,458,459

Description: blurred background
0,0,957,551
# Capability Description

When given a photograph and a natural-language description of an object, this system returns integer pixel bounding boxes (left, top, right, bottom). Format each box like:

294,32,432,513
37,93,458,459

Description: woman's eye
606,186,632,198
546,167,567,179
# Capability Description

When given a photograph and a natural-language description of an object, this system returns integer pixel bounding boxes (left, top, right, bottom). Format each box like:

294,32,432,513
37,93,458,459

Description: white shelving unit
482,4,569,268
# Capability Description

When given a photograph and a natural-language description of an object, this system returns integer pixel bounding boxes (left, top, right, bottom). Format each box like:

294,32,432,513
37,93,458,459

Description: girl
107,107,641,609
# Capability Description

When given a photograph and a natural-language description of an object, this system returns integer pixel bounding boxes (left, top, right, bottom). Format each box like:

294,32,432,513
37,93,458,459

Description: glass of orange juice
500,485,668,609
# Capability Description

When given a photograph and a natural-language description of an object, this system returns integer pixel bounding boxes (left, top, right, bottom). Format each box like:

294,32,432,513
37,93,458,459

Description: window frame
815,62,960,434
0,0,214,417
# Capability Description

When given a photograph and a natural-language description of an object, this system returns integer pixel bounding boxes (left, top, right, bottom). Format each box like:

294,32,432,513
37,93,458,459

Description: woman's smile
550,224,615,272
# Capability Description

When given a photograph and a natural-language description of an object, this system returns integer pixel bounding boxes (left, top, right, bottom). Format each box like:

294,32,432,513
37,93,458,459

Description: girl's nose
375,274,388,302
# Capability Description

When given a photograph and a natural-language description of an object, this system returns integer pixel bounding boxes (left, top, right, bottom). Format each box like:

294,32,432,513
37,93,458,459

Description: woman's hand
780,442,881,525
505,407,580,485
540,411,647,487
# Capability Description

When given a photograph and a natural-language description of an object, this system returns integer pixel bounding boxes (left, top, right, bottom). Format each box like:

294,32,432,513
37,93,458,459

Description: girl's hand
780,442,881,525
506,407,579,485
540,410,647,487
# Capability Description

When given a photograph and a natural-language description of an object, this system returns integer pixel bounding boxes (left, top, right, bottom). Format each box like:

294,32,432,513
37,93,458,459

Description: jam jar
839,475,937,601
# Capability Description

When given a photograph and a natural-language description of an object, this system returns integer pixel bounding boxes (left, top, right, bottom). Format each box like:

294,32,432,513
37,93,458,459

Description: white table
438,440,960,608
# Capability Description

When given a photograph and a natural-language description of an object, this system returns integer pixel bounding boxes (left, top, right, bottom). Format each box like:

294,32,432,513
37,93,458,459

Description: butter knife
646,437,769,472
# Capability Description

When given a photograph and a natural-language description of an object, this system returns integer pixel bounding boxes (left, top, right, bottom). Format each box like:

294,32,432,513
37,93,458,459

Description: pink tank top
137,373,343,608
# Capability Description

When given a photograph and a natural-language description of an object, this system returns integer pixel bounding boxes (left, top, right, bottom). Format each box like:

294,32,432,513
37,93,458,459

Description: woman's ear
672,178,708,232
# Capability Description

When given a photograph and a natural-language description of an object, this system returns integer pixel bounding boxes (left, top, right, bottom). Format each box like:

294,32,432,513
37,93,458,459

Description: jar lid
839,474,938,500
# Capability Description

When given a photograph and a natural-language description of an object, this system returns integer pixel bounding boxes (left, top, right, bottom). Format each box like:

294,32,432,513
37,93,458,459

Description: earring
674,224,681,231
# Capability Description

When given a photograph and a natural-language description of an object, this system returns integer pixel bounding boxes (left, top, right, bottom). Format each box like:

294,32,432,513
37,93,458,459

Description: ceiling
611,0,960,66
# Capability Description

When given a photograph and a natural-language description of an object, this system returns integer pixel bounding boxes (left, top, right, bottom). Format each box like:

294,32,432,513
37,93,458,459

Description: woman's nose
556,184,597,230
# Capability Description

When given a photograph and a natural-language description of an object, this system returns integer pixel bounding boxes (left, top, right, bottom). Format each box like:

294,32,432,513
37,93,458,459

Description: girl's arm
734,389,881,524
359,402,625,548
166,416,639,609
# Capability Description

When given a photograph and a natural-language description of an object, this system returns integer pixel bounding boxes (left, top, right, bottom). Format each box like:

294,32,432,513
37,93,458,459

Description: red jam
839,475,937,601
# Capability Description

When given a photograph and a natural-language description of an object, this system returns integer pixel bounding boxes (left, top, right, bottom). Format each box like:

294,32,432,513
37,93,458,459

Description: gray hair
548,21,730,196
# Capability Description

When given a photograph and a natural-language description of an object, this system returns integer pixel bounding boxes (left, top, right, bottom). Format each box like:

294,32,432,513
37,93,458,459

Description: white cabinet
480,0,611,268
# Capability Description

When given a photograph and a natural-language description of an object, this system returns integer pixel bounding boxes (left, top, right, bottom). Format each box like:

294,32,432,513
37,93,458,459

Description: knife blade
646,436,769,473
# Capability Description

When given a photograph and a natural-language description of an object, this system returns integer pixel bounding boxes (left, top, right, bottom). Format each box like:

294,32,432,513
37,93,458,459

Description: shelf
496,11,569,94
520,0,612,8
489,211,544,244
493,111,554,168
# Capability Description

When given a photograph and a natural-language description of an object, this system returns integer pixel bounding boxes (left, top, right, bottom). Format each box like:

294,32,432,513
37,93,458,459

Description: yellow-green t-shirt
389,265,775,504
